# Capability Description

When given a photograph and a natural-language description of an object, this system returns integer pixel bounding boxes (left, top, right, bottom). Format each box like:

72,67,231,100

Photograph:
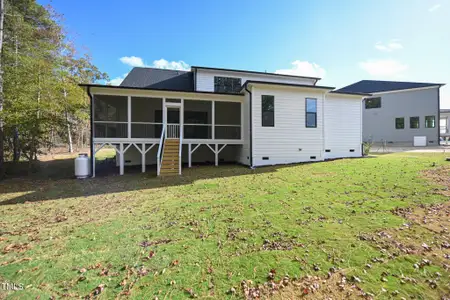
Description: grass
0,152,449,299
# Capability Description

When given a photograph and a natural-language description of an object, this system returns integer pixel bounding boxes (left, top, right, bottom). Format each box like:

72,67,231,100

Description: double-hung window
262,95,275,127
395,117,405,129
425,116,436,128
365,97,381,109
410,116,420,129
306,98,317,128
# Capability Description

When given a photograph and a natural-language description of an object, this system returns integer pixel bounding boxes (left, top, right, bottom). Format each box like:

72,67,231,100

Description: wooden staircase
160,139,180,176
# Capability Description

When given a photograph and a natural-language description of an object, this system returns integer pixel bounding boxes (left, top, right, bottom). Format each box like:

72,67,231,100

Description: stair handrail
178,125,183,175
157,126,166,176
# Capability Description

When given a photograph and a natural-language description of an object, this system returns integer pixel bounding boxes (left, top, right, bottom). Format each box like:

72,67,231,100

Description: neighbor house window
262,95,274,127
395,117,404,129
365,97,381,109
425,115,436,128
306,98,317,128
410,116,420,129
214,76,242,94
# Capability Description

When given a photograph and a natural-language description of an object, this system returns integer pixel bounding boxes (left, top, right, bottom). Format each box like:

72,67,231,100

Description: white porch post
127,96,131,139
92,144,96,178
240,102,244,140
212,101,215,140
188,143,191,168
162,98,166,137
215,144,218,166
119,143,124,175
181,99,184,138
141,143,146,173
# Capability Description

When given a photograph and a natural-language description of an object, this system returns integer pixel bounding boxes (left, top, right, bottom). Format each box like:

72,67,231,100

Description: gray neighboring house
336,80,445,145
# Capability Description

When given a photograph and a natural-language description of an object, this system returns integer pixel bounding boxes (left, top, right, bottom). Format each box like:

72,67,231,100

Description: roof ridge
132,67,191,72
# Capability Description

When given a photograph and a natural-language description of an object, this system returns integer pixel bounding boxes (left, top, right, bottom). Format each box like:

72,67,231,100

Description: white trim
165,102,182,108
127,96,131,138
240,101,244,141
191,144,202,154
130,122,162,125
215,144,218,166
119,143,124,175
368,85,442,96
188,143,192,168
217,144,227,153
90,88,244,102
247,82,334,92
212,101,215,140
93,137,244,144
205,144,215,153
214,124,241,127
94,121,128,124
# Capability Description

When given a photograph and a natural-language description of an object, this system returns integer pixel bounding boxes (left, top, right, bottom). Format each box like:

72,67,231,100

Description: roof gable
336,80,443,94
120,67,194,92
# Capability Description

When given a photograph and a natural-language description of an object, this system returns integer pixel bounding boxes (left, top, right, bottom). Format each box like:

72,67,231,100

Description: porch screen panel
94,95,128,138
131,97,162,138
215,101,241,139
184,100,212,139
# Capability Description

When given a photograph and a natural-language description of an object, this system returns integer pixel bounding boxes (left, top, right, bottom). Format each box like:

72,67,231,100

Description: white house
80,66,367,177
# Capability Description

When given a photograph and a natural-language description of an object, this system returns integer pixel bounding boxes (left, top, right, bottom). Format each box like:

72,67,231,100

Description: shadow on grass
0,158,288,205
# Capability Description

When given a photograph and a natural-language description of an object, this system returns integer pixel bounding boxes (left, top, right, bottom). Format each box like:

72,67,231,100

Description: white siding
237,91,251,165
196,69,317,92
324,94,362,159
251,86,325,167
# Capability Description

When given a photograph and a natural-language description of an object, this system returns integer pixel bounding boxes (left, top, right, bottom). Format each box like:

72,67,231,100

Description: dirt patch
393,202,450,234
240,272,370,300
421,165,450,196
2,243,32,254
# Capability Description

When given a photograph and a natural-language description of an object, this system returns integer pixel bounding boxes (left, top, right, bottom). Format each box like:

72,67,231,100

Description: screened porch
93,95,242,141
90,92,245,177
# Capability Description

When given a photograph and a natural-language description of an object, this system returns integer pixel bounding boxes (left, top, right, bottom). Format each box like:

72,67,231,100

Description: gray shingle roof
336,80,444,94
120,67,194,92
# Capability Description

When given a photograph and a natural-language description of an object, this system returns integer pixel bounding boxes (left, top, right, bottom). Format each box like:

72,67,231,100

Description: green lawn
0,153,449,299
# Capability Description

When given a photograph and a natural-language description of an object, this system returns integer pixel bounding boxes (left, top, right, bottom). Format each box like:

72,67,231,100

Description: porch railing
179,126,183,175
166,124,180,139
157,126,166,176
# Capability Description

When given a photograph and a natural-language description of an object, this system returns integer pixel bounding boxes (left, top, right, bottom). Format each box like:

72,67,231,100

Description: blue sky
41,0,450,107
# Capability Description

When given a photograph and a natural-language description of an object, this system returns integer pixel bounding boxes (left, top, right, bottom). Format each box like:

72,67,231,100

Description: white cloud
119,56,145,67
275,60,326,78
108,73,128,86
119,56,190,71
151,59,190,71
359,59,408,77
429,4,441,12
375,40,403,52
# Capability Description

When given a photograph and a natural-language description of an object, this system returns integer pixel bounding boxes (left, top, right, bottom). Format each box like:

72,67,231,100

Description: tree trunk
63,88,73,153
12,28,20,162
0,0,5,178
66,110,73,153
13,127,19,161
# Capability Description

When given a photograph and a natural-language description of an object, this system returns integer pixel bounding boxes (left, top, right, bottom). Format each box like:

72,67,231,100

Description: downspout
438,86,441,143
322,92,326,159
244,84,253,168
88,87,94,177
